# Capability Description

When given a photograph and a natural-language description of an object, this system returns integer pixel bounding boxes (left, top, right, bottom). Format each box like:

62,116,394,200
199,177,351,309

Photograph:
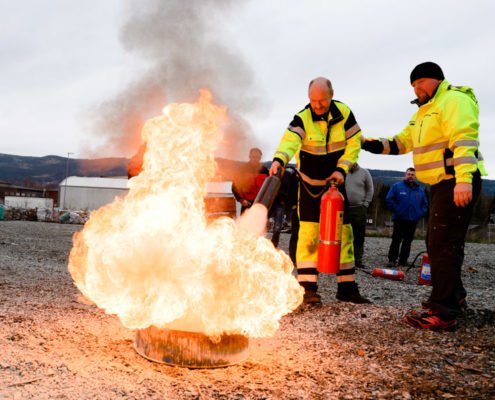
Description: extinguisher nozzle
254,175,281,211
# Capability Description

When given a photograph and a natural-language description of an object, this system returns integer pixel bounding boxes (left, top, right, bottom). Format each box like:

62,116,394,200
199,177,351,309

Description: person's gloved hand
361,138,384,154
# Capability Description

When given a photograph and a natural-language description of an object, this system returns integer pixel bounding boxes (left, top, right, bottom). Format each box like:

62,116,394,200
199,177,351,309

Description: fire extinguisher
418,253,432,285
372,268,405,281
317,183,344,274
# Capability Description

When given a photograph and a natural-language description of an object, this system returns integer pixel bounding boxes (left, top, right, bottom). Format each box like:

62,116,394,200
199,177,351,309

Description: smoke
88,0,260,160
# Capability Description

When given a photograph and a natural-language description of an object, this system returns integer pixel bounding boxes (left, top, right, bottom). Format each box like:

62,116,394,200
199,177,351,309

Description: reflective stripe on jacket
374,80,486,185
273,100,362,179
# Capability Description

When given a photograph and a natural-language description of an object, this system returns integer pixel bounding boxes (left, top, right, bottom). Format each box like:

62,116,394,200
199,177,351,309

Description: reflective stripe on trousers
296,221,356,289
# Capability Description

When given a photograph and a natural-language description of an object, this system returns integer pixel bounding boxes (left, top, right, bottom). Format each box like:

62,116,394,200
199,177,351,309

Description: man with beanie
362,62,486,331
345,163,374,269
270,77,371,305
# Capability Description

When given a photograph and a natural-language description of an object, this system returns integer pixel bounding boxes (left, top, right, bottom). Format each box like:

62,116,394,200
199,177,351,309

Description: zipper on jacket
418,119,424,143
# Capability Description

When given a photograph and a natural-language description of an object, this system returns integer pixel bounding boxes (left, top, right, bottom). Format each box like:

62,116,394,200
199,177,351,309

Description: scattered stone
0,222,493,399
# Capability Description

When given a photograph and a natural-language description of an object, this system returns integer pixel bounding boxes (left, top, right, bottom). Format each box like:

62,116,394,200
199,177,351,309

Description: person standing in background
232,148,268,214
269,167,298,248
345,163,374,269
385,167,428,268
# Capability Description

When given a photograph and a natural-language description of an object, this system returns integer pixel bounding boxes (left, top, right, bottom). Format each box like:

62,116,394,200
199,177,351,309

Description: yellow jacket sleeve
393,118,415,154
273,129,302,166
337,132,362,173
445,91,480,183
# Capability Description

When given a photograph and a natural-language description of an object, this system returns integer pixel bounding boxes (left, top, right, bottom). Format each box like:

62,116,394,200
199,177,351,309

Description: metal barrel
134,327,249,368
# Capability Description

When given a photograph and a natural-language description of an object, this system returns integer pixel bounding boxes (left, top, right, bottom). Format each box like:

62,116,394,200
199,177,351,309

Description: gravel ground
1,220,494,399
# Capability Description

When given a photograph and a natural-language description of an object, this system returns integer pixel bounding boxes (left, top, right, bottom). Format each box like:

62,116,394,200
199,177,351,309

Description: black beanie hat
410,62,445,84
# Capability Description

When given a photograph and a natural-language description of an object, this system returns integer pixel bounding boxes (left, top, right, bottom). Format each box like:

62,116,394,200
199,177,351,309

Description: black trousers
289,207,299,266
270,201,286,248
426,173,481,317
388,219,418,265
348,205,367,266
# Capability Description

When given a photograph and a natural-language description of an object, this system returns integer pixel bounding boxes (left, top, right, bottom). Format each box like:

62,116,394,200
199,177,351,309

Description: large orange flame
68,90,303,338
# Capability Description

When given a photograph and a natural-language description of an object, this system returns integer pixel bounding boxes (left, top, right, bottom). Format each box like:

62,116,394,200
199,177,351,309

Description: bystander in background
385,167,428,268
345,163,374,269
232,148,268,214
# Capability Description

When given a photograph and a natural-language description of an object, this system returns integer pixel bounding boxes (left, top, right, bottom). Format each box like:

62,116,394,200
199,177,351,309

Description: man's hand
454,182,473,207
241,200,252,207
327,171,344,186
269,161,282,176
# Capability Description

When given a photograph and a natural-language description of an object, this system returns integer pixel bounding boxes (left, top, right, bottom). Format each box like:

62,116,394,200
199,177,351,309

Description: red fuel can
372,268,405,281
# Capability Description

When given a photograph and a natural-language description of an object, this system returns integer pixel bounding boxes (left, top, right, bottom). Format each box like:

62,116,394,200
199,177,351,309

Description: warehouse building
58,177,237,215
58,176,129,210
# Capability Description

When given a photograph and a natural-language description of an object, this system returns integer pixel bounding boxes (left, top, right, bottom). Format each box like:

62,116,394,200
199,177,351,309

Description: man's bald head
308,77,333,116
308,77,333,95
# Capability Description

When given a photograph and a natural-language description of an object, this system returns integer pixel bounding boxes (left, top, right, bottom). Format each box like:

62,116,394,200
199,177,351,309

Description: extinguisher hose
286,167,331,199
406,250,427,272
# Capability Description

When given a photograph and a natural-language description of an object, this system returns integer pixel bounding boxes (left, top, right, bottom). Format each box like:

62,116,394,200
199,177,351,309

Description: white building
58,176,236,213
58,176,129,210
5,196,53,209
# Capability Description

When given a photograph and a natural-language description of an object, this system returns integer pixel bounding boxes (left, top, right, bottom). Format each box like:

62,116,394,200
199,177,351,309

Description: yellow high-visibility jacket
370,80,486,185
273,100,362,180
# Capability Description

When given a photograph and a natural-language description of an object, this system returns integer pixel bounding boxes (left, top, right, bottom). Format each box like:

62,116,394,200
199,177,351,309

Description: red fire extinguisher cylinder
317,185,344,274
371,268,405,281
418,253,432,285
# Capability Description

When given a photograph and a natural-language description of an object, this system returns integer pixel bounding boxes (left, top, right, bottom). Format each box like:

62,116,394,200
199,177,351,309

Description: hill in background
0,154,127,188
1,153,494,195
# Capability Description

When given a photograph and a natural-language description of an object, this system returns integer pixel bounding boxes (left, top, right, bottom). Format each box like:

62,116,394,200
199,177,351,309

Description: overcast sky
1,0,494,176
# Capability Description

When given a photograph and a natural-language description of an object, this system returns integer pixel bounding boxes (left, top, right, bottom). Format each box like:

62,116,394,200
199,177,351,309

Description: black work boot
336,282,371,304
303,290,322,305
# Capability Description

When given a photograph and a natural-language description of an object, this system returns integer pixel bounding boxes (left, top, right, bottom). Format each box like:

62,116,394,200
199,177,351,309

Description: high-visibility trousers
295,180,355,292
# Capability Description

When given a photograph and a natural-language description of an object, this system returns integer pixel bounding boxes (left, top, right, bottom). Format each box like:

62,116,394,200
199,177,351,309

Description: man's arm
420,188,428,217
273,115,304,168
331,109,362,185
385,185,397,213
361,116,416,155
231,181,242,202
446,91,480,207
363,169,374,207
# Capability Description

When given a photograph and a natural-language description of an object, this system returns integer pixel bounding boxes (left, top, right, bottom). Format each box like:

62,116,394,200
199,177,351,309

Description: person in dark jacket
269,167,297,248
386,167,428,267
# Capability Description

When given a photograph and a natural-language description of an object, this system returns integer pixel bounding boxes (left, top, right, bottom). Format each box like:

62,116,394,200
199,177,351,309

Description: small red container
372,268,405,281
418,253,432,285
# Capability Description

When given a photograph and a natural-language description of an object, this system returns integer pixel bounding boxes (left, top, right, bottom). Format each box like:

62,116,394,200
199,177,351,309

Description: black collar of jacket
307,101,344,125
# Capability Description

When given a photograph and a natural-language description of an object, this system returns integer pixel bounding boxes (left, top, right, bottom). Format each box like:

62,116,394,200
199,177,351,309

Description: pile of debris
0,206,89,224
